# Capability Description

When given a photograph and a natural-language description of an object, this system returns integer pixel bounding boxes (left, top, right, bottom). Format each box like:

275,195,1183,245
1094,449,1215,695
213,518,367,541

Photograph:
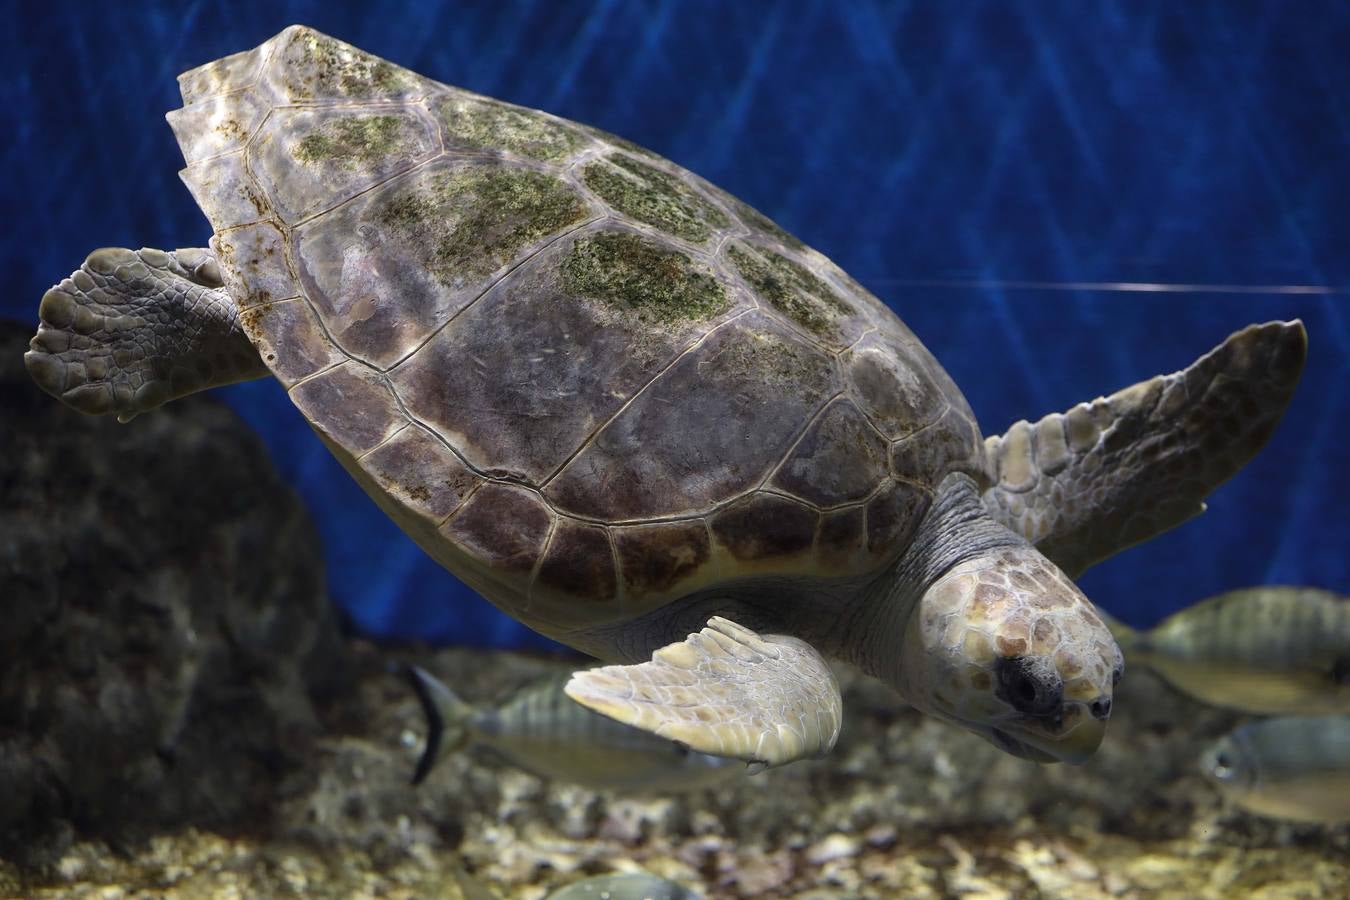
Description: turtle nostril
1090,697,1112,720
995,657,1063,717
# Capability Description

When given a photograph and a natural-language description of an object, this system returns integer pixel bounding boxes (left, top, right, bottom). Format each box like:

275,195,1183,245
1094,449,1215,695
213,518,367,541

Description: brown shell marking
210,222,293,311
772,398,890,506
179,152,271,230
711,493,819,562
816,506,866,567
611,520,712,597
442,483,554,576
543,312,840,521
535,521,618,604
289,361,406,455
361,424,481,523
843,331,948,441
237,297,346,388
892,404,989,488
865,481,932,554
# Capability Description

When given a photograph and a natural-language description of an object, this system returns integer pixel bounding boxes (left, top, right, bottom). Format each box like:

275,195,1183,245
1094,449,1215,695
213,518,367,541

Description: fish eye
1211,751,1237,781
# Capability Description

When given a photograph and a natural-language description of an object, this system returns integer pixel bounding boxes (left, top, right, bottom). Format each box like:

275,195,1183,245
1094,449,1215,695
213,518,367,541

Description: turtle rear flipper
984,320,1307,578
25,247,267,422
564,617,842,768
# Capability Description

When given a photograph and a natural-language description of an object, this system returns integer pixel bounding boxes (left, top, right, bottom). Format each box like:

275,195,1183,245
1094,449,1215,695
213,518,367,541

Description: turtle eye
995,657,1063,717
1112,665,1124,688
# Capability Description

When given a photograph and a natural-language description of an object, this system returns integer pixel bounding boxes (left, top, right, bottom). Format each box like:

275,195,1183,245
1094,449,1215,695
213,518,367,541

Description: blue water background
7,1,1348,651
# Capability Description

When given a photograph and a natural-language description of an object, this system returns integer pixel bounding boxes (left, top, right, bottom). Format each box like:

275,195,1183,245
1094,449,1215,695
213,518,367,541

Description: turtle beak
1047,717,1107,764
993,701,1107,766
994,715,1107,765
989,728,1059,763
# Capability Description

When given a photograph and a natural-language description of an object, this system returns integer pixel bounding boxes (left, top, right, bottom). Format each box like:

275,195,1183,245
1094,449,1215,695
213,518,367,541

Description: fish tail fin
405,664,475,785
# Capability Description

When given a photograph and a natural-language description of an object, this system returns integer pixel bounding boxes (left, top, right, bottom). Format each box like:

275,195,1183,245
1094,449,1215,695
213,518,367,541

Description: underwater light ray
543,0,617,112
1263,370,1345,588
955,228,1055,415
699,0,785,173
1017,3,1107,188
864,278,1347,296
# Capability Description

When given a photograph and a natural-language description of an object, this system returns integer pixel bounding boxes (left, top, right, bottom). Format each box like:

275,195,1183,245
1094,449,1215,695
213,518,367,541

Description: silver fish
545,872,701,900
1202,714,1350,823
1103,587,1350,715
407,666,746,793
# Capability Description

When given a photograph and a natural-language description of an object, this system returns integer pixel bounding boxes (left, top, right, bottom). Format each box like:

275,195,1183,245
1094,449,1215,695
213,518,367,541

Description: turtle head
897,545,1123,764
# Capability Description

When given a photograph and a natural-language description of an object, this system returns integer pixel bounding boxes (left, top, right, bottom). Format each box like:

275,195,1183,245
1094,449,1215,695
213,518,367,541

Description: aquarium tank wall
7,0,1347,652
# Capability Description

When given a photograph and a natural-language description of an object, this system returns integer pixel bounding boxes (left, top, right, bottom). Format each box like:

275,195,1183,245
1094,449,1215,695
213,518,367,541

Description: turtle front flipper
564,617,842,768
25,247,268,423
983,320,1307,578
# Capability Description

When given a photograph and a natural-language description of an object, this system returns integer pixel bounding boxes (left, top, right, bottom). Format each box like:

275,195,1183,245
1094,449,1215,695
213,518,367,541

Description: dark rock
0,319,345,867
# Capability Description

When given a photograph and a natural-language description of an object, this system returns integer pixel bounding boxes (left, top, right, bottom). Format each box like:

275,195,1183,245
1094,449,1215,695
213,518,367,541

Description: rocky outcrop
0,320,345,867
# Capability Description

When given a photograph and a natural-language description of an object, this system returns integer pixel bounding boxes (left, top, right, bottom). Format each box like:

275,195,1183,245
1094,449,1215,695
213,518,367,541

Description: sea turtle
25,26,1306,767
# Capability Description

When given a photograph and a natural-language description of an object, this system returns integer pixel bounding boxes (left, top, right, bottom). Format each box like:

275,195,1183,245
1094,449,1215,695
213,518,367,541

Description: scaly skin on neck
844,473,1023,687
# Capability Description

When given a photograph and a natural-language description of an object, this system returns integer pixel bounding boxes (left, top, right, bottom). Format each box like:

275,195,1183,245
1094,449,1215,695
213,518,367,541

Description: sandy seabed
5,647,1348,900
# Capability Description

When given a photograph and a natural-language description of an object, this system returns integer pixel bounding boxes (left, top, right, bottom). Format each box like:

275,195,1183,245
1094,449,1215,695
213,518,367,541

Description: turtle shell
166,26,987,635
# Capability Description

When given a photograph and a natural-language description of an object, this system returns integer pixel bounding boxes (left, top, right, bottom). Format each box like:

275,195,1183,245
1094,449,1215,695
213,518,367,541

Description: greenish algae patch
287,29,408,98
562,232,729,324
294,116,410,168
375,167,589,286
582,155,730,245
440,95,583,161
714,328,835,389
727,241,852,338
